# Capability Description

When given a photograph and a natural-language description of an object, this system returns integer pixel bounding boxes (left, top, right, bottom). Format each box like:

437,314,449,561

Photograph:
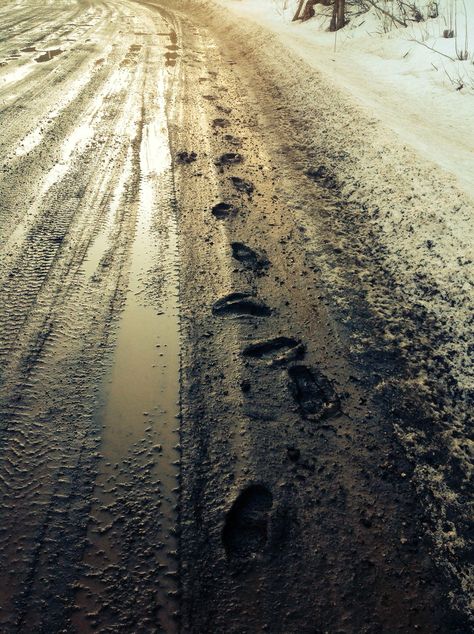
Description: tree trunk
300,0,318,22
292,0,306,21
329,0,345,31
294,0,339,24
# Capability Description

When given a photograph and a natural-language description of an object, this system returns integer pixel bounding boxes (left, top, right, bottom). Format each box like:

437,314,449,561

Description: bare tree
330,0,346,30
292,0,306,21
293,0,345,28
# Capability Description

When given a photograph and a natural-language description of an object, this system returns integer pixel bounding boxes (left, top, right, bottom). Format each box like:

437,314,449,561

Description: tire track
0,2,181,630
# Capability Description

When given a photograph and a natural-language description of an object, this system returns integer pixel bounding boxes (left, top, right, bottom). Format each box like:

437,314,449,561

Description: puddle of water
35,49,63,63
74,68,180,632
164,32,180,67
99,125,178,460
165,52,178,67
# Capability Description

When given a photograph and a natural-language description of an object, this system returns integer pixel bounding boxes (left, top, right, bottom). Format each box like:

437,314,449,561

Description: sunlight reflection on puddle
35,49,63,63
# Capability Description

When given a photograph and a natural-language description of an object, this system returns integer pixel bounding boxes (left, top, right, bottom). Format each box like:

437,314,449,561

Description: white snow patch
218,0,474,196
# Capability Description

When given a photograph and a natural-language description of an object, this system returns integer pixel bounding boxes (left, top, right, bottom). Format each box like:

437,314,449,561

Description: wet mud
211,201,237,219
0,1,182,631
222,484,273,560
212,292,272,318
231,241,269,271
0,0,471,632
169,0,473,632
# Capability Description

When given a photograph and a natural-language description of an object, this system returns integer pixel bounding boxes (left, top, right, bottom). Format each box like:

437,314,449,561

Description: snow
217,0,474,196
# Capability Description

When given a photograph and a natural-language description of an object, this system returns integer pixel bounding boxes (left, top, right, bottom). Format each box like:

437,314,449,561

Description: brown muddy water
35,49,63,63
72,66,181,632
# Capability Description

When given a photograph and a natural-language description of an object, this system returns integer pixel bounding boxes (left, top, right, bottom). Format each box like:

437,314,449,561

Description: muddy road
0,0,471,632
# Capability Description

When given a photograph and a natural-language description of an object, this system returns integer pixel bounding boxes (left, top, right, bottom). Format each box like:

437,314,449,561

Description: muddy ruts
170,1,470,631
0,0,181,631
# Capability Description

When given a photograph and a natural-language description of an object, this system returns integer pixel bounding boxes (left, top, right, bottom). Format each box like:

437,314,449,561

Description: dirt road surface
0,1,471,632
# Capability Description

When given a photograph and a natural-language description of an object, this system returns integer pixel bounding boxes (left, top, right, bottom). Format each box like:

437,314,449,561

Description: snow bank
218,0,474,196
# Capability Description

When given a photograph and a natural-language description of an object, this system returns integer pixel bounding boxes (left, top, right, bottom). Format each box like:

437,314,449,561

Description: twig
408,38,456,61
363,0,407,27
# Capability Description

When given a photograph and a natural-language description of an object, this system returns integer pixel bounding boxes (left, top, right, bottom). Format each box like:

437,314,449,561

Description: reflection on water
73,59,181,632
35,49,63,63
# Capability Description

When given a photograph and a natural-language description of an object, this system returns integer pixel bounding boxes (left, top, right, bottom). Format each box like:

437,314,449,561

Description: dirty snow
209,0,474,378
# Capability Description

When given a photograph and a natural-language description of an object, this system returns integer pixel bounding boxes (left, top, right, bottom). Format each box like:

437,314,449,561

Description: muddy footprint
211,202,237,219
212,292,271,317
224,134,241,147
212,118,230,128
222,484,273,560
230,176,254,195
176,150,197,164
231,241,269,271
243,336,305,365
288,365,339,420
215,153,243,167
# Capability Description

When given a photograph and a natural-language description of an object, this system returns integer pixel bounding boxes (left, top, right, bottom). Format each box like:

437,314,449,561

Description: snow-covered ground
218,0,474,196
